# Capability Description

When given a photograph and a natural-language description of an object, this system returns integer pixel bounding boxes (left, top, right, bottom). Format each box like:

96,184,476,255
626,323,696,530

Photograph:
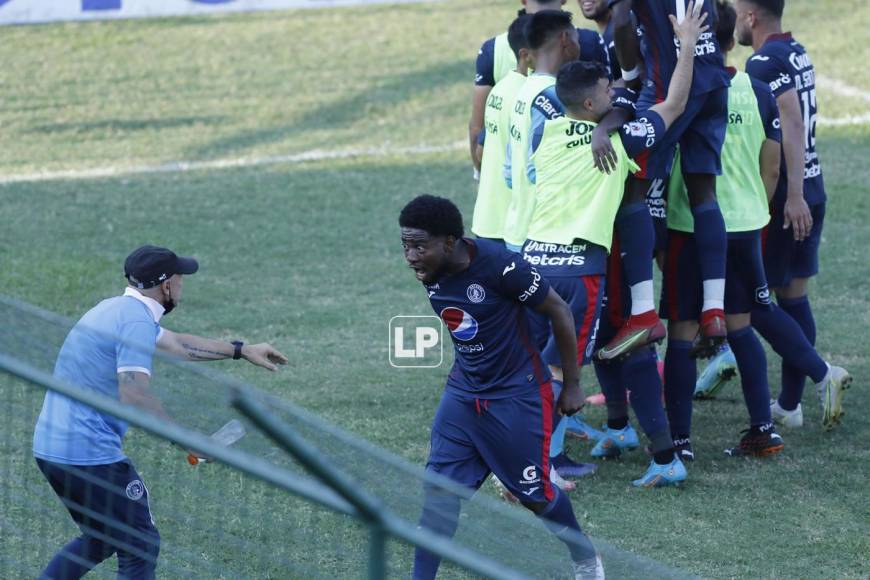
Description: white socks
630,281,655,315
702,279,725,312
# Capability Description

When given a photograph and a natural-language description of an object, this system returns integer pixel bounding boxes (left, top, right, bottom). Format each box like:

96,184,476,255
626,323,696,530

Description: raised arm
609,0,643,90
648,1,708,128
157,330,288,371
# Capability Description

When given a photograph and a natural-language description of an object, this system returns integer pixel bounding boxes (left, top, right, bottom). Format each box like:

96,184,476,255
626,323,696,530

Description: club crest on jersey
126,480,145,501
466,284,486,303
755,285,771,305
441,307,479,341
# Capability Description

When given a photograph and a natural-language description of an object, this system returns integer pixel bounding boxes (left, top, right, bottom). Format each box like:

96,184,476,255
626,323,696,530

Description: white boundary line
817,75,870,104
818,113,870,127
0,141,466,185
1,75,867,186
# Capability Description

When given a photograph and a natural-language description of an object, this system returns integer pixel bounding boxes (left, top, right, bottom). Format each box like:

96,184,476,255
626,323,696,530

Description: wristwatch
232,341,244,360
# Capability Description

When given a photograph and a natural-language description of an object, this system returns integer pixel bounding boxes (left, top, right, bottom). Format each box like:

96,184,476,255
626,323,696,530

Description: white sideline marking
0,141,466,185
818,113,870,127
817,76,870,104
2,75,868,185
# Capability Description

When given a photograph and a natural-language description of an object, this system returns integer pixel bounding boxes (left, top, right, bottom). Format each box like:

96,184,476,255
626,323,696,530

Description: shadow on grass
187,58,469,158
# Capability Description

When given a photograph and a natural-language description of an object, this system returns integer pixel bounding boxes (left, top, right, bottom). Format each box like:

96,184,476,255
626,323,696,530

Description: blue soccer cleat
694,344,738,399
632,456,687,488
565,415,605,442
590,425,639,458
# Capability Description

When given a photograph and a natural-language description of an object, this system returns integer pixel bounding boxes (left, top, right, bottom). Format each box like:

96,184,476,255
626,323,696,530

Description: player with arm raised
526,3,706,484
32,245,287,579
401,196,604,580
734,0,851,429
662,0,784,457
606,0,732,359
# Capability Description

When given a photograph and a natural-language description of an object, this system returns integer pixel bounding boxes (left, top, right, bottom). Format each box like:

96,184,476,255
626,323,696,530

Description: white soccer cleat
770,399,803,428
573,554,605,580
816,365,852,430
550,467,577,492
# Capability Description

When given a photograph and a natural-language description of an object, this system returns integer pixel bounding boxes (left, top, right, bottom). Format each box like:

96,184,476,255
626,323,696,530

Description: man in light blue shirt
33,245,288,579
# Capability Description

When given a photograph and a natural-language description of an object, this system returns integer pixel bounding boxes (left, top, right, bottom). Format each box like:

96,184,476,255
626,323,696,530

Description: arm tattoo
181,342,227,361
118,371,139,385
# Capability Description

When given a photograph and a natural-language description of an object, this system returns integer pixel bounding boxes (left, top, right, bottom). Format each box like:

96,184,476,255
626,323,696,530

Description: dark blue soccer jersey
745,33,825,205
633,0,729,98
423,239,552,399
475,28,610,86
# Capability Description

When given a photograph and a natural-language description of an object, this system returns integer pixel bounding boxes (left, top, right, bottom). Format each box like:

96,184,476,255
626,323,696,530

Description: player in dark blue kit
604,0,732,359
735,0,852,430
400,196,604,580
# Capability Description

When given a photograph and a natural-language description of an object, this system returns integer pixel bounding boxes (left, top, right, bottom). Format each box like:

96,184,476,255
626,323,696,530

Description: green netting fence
0,294,695,579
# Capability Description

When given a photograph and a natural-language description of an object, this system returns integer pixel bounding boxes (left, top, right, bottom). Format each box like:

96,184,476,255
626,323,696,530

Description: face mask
162,284,176,315
162,296,176,315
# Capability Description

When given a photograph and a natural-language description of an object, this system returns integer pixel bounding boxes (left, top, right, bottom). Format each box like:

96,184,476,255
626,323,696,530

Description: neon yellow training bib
473,71,527,239
668,71,771,233
502,74,557,246
528,117,639,251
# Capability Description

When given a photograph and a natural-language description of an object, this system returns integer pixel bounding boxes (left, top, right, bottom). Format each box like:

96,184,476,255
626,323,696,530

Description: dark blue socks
691,202,728,283
751,300,827,410
727,326,772,426
616,202,655,287
413,489,462,579
623,349,670,441
779,296,819,410
537,488,597,563
664,340,696,439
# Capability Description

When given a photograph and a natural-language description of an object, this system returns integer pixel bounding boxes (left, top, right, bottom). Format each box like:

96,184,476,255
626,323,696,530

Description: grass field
0,0,868,578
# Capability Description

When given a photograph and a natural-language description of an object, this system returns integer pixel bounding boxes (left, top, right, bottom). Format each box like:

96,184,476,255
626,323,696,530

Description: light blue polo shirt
33,288,163,465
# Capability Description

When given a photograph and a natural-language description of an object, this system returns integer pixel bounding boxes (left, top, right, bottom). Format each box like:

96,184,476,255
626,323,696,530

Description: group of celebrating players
401,0,853,578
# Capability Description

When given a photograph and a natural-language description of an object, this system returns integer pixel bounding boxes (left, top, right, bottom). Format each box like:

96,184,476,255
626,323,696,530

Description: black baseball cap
124,245,199,289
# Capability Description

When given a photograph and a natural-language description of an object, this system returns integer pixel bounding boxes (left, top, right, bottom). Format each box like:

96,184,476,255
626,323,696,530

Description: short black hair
525,10,574,51
516,0,563,16
508,15,532,59
399,195,464,239
716,1,737,48
747,0,784,18
556,61,609,109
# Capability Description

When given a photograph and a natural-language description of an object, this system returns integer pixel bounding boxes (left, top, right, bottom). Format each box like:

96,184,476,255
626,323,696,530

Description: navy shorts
763,202,825,287
36,458,160,578
522,239,606,367
529,274,604,367
635,87,728,180
427,387,555,503
660,229,771,320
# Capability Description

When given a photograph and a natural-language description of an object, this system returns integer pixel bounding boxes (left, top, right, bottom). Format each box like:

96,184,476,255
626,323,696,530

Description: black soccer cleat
724,424,784,457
